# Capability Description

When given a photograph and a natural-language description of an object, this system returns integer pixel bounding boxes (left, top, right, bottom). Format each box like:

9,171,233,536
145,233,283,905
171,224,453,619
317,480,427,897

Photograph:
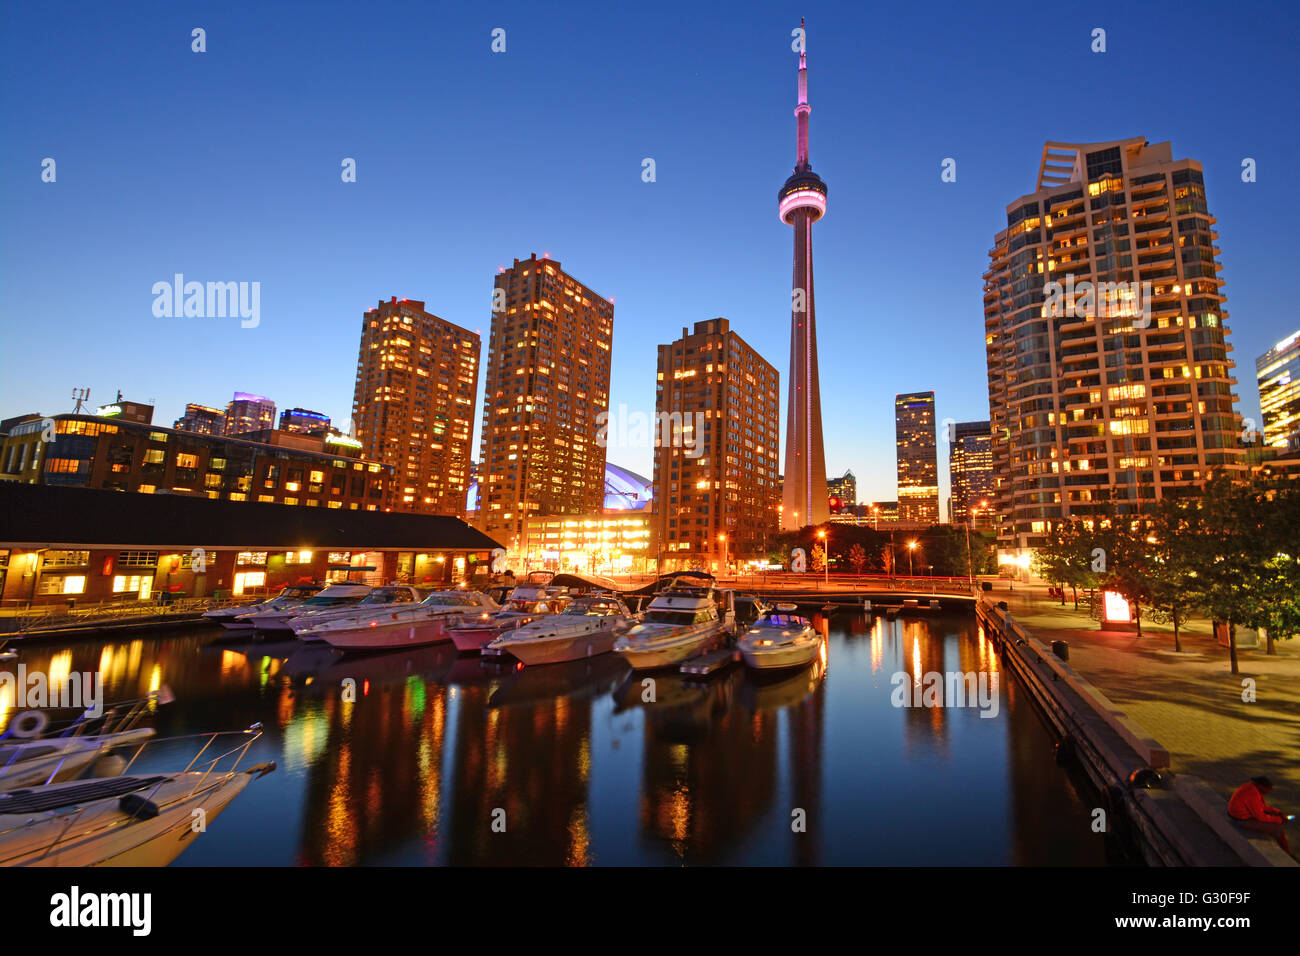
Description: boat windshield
762,614,807,627
566,601,619,616
282,587,318,599
421,593,482,607
301,595,364,607
507,599,549,613
643,609,706,626
359,587,414,605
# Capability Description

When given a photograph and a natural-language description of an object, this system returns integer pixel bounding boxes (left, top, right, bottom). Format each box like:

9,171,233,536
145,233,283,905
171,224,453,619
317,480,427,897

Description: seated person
1228,776,1291,855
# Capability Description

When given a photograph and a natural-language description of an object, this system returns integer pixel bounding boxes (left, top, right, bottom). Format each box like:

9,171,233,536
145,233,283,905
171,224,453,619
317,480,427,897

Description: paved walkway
988,581,1300,811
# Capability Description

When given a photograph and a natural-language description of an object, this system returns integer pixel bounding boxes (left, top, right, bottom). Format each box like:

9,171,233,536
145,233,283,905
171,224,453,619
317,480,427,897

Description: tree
1189,474,1254,675
1145,494,1201,652
849,543,867,576
1094,508,1155,637
810,543,827,573
1234,473,1300,654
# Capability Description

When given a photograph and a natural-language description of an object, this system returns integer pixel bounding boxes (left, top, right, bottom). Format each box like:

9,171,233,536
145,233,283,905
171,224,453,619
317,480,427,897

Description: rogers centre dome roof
466,462,653,513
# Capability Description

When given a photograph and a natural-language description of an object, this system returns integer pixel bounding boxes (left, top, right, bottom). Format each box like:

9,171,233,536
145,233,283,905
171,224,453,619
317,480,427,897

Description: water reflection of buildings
445,663,601,866
620,639,827,865
295,679,453,866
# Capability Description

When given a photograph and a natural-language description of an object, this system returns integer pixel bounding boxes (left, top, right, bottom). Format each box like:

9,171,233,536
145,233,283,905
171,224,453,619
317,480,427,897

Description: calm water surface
3,612,1118,866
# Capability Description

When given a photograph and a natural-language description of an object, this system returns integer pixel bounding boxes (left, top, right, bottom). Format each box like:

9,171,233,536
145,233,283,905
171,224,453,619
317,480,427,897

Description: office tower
351,297,480,514
654,319,780,569
223,393,276,436
174,403,224,435
827,469,856,507
984,138,1245,551
779,19,829,530
279,408,331,435
895,391,938,524
478,255,613,548
1257,329,1300,449
949,420,993,527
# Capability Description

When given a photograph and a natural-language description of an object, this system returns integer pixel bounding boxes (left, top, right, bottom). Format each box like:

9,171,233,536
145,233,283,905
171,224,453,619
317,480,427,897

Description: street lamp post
817,529,828,587
907,540,918,577
718,532,728,577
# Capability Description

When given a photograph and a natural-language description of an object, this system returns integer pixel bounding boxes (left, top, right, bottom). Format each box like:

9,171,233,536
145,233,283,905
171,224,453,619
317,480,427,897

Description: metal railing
5,724,269,862
10,594,260,634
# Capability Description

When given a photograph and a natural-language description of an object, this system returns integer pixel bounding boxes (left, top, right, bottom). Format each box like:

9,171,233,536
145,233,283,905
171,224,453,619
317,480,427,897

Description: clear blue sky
2,0,1297,506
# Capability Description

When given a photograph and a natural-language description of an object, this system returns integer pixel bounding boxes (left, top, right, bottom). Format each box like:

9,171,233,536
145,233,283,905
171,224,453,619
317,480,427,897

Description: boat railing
2,724,267,858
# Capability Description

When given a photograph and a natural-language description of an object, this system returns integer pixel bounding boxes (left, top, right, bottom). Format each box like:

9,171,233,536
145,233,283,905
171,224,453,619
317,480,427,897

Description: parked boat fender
91,754,127,778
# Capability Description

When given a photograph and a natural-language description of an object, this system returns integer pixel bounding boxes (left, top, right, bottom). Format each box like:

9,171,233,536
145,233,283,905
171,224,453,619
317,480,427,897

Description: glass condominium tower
983,138,1245,552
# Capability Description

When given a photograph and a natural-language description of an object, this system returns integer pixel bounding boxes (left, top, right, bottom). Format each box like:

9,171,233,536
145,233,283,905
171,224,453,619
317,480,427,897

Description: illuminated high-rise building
895,392,938,524
222,392,276,436
351,297,479,514
1257,329,1300,449
983,138,1245,552
279,408,331,435
654,319,780,570
478,255,613,549
827,469,856,508
174,403,224,436
779,19,829,531
949,420,993,527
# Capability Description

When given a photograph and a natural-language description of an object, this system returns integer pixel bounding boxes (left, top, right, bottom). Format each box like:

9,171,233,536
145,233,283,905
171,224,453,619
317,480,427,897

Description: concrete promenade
986,580,1300,816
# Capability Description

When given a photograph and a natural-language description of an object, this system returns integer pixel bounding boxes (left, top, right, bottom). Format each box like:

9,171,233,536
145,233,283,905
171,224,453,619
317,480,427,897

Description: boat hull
739,640,821,672
492,624,623,665
447,617,530,652
613,622,728,671
0,770,257,867
316,615,457,651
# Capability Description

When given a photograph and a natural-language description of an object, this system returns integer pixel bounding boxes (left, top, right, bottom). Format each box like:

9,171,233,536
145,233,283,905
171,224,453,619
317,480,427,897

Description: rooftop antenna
71,387,90,413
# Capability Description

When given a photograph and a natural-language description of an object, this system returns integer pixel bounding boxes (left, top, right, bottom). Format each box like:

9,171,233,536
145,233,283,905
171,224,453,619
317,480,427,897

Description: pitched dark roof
0,482,503,551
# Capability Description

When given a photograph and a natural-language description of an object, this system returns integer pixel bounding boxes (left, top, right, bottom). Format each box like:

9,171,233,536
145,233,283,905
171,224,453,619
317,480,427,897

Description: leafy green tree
1145,495,1201,652
1234,473,1300,654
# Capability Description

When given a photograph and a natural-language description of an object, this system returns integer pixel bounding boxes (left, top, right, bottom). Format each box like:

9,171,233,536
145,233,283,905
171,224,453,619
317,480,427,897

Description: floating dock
679,647,740,676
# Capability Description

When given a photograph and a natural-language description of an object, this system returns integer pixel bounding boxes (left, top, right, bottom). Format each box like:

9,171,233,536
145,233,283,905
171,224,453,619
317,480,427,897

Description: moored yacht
737,603,823,672
0,725,275,867
486,592,637,664
310,589,499,652
291,585,425,641
237,582,373,633
448,578,571,652
203,584,322,630
613,574,735,671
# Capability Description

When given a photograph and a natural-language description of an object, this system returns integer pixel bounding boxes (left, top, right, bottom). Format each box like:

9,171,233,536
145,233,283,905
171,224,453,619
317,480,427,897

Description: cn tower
779,19,829,531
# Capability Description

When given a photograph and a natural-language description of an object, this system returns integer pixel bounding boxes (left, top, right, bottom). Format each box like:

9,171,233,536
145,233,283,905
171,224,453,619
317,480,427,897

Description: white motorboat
0,726,275,867
486,592,637,664
291,585,425,641
0,687,173,792
203,584,322,630
613,574,735,671
238,583,373,633
0,729,157,792
449,578,572,652
737,603,823,672
311,589,500,652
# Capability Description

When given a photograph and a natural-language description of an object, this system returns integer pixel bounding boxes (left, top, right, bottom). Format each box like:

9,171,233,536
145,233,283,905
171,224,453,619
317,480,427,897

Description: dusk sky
2,0,1297,505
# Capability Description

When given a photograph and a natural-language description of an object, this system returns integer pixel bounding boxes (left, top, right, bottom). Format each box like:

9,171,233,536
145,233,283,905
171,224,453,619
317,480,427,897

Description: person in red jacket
1228,776,1291,854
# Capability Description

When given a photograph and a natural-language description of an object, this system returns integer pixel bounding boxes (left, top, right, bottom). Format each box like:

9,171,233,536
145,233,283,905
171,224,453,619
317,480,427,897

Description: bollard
1052,640,1069,661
